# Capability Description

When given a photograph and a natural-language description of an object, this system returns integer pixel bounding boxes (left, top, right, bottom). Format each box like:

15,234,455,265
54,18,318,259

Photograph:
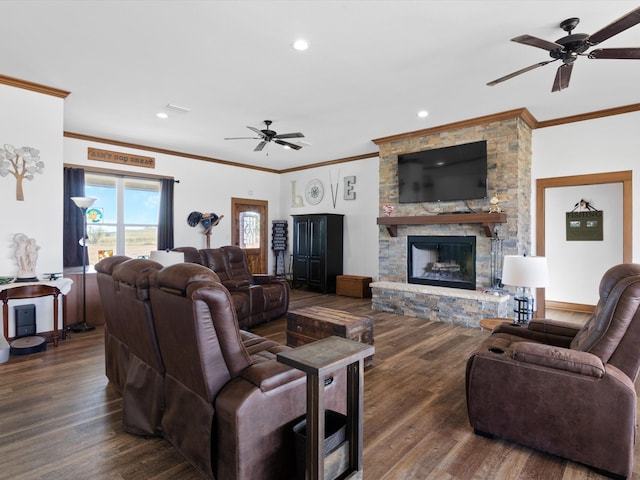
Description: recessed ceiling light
283,145,291,149
293,39,309,51
417,110,429,118
156,112,168,119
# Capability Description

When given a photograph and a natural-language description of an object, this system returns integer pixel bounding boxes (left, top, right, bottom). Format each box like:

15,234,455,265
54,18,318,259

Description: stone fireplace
370,110,535,328
407,235,476,290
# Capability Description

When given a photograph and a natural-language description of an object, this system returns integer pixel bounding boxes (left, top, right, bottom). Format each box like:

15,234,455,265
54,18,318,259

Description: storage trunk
286,306,374,367
336,275,372,298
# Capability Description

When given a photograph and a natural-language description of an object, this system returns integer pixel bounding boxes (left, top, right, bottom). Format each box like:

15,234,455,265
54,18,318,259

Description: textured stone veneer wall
371,282,511,328
377,115,533,289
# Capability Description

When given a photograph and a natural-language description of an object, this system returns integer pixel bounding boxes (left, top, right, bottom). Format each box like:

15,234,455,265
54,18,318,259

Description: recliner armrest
240,361,304,393
493,318,582,347
222,279,251,290
527,318,583,337
512,342,605,378
252,274,278,285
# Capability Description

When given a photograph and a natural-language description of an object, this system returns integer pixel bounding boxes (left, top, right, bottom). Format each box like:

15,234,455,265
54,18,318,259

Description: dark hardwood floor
0,289,630,479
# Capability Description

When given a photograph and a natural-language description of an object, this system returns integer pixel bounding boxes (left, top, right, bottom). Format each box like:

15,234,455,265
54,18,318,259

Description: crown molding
0,74,70,98
536,103,640,129
372,108,538,145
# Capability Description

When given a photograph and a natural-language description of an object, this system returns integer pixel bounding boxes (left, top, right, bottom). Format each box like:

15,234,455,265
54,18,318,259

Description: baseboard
546,300,595,314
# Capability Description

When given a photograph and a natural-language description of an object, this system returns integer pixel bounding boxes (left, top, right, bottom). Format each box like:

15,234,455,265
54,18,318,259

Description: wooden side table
277,336,374,480
479,318,513,332
1,284,62,346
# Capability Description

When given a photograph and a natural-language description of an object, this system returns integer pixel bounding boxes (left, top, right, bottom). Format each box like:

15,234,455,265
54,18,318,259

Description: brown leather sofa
148,262,345,479
95,256,165,436
173,245,289,329
466,263,640,479
95,255,135,394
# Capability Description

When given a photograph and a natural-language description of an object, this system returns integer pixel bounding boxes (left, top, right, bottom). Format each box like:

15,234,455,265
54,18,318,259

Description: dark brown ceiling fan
224,120,305,151
487,6,640,92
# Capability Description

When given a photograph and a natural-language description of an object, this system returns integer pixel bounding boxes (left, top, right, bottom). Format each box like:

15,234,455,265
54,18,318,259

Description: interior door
231,197,268,274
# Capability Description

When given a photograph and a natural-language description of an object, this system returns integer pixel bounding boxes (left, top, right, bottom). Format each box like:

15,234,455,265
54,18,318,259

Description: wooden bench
286,306,374,367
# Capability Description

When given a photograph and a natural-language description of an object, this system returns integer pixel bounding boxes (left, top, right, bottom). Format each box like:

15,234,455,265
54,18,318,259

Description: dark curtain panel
63,167,86,267
157,178,175,250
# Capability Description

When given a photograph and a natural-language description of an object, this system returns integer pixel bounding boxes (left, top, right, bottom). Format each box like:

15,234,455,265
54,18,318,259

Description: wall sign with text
566,210,603,241
88,147,155,169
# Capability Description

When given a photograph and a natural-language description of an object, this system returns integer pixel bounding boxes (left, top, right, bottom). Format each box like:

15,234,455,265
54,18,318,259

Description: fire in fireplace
407,235,476,290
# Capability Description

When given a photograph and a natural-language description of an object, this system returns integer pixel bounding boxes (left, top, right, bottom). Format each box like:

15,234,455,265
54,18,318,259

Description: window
84,173,161,265
239,211,261,249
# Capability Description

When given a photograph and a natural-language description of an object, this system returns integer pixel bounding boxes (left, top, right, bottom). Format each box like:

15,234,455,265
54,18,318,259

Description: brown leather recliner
466,263,640,479
110,258,165,436
95,255,134,394
173,245,289,329
149,262,345,480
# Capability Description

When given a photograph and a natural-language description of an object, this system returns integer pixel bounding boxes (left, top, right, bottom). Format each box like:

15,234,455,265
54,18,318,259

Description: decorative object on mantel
488,195,505,213
70,196,97,333
0,145,43,201
566,199,603,241
13,233,39,282
382,204,394,216
187,211,223,248
501,255,549,324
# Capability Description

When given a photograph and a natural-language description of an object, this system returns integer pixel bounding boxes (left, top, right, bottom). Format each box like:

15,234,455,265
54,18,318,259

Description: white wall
279,158,380,279
0,84,64,337
0,84,64,277
532,111,640,305
63,137,283,272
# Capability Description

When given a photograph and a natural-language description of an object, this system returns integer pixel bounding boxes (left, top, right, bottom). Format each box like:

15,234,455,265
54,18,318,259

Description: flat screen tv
397,140,487,203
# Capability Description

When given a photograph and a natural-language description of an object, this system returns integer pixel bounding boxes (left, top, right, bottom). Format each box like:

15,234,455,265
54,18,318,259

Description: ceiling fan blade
487,60,556,86
587,6,640,45
254,141,267,152
247,126,265,136
274,132,305,139
551,63,573,92
511,34,563,51
274,139,302,150
588,47,640,59
224,136,261,140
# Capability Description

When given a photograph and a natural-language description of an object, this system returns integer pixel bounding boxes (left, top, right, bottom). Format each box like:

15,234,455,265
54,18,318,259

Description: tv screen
397,140,487,203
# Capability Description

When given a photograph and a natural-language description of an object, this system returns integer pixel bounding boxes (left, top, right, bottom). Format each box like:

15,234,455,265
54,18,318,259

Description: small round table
479,318,513,332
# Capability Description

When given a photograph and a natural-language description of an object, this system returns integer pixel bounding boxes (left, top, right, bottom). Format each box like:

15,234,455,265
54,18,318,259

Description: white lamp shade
71,196,97,209
150,250,184,267
502,255,549,288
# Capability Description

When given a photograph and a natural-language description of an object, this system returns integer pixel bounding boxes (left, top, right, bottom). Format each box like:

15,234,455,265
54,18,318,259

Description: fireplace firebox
407,235,476,290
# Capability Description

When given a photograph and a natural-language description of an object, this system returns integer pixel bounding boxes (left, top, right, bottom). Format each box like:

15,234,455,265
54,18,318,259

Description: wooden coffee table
286,306,374,367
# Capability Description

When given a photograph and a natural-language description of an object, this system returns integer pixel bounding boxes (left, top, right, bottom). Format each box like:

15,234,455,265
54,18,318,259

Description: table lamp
70,196,97,333
150,250,184,267
501,255,549,324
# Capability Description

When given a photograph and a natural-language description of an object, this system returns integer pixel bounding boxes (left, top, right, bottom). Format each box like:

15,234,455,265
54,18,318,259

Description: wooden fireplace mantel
376,212,507,237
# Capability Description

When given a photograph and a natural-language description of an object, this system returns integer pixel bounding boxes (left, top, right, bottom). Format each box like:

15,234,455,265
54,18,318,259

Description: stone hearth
371,281,510,329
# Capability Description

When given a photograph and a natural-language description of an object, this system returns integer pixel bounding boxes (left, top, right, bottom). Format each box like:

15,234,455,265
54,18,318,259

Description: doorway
536,170,632,317
231,197,268,274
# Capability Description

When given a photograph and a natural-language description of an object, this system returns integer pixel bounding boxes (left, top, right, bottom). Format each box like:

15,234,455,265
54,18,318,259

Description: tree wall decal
0,144,43,201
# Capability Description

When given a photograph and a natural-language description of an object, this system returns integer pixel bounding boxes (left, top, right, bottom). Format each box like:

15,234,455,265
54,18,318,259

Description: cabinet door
308,216,326,287
293,218,310,255
292,218,310,284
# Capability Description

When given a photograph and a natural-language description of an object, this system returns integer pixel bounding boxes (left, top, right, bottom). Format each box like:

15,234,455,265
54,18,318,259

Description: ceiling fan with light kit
487,6,640,91
224,120,305,151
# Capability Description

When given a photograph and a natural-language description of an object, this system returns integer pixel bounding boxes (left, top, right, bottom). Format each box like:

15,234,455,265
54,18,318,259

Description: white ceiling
2,1,639,171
